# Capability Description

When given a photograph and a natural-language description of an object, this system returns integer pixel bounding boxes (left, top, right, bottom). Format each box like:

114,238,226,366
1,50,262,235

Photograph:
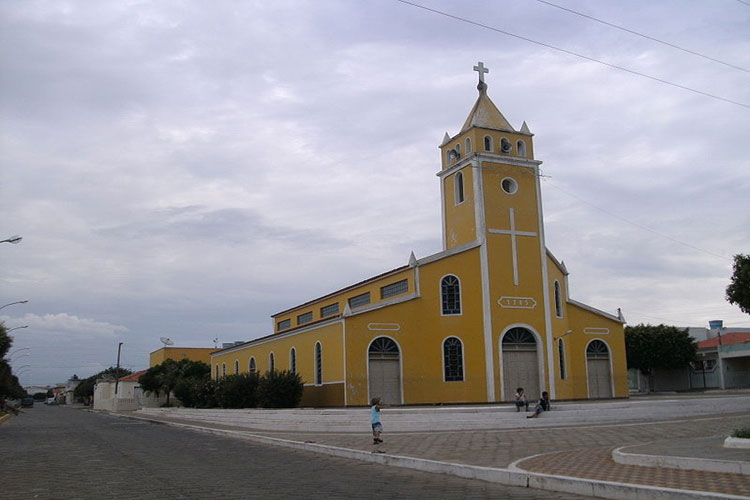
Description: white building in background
93,370,166,411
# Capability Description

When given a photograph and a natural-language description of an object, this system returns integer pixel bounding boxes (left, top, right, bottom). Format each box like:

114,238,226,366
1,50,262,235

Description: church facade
211,63,628,406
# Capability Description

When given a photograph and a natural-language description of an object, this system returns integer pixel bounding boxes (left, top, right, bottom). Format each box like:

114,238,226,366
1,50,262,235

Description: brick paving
129,410,750,497
517,446,750,497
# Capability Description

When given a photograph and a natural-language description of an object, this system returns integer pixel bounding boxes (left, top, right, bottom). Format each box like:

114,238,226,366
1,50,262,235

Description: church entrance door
586,340,613,398
368,337,401,404
501,327,540,401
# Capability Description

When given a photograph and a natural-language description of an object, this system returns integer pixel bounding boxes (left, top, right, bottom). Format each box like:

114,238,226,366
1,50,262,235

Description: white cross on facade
488,208,538,286
473,61,489,83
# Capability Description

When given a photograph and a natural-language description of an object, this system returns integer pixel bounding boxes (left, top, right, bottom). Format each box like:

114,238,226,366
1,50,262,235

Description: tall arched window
517,140,527,157
249,357,256,373
234,360,239,375
315,342,323,385
465,137,472,153
269,352,275,372
454,172,464,204
441,275,461,315
290,348,297,374
558,338,567,380
443,337,464,382
215,365,219,380
484,135,493,151
554,281,563,318
221,363,226,377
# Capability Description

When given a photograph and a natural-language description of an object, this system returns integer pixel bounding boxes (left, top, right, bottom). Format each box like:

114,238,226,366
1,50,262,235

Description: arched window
315,342,322,385
517,140,527,157
441,275,461,315
454,172,464,204
221,363,226,377
443,337,464,382
455,143,461,155
249,357,256,373
484,135,493,151
554,281,563,318
269,352,275,372
558,338,567,380
465,137,472,154
290,348,296,374
587,340,609,359
215,365,219,380
234,360,239,375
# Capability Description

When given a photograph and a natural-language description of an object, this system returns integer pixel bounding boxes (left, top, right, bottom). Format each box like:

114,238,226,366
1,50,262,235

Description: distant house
694,331,750,390
93,370,166,411
629,327,750,393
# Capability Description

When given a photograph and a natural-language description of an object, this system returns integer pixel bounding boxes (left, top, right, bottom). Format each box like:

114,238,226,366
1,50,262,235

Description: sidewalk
112,395,750,500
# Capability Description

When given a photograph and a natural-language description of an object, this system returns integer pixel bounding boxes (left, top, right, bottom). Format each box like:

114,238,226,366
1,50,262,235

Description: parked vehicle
20,397,34,408
45,397,57,405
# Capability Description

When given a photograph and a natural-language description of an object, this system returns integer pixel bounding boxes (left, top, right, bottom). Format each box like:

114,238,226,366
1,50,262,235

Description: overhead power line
542,179,732,262
395,0,749,109
535,0,749,73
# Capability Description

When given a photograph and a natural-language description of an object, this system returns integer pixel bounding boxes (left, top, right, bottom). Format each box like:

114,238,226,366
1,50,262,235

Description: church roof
459,82,515,134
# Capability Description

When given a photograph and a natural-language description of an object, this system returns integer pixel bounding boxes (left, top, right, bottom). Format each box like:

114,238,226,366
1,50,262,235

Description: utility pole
115,342,124,395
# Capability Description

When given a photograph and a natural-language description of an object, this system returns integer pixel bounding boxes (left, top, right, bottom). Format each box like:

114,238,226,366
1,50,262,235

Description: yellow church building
211,62,628,407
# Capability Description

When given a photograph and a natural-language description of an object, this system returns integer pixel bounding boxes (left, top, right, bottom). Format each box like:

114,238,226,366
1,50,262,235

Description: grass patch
731,427,750,439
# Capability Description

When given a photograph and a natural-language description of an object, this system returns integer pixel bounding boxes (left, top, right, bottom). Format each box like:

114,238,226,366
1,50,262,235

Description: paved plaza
0,405,591,500
2,394,749,499
127,394,750,499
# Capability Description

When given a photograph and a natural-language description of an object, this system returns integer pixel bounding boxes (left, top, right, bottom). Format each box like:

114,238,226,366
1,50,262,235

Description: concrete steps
135,396,750,432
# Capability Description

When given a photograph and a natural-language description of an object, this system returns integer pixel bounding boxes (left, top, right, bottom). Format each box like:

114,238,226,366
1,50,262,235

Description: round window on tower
501,177,518,195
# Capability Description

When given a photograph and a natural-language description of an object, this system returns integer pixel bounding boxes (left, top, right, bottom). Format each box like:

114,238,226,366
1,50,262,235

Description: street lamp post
115,342,124,395
0,300,29,312
1,235,22,244
7,325,29,333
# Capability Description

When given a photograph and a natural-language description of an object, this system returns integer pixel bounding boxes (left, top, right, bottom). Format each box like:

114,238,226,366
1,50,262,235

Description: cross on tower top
473,61,489,83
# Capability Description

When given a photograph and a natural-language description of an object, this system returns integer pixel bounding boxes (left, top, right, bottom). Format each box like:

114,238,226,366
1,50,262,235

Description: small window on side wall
443,337,464,381
465,137,472,154
484,135,493,151
554,281,563,318
454,171,464,204
517,140,527,157
441,275,461,315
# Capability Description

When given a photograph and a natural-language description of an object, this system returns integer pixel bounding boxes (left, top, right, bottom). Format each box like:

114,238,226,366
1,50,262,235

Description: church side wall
566,303,628,399
344,248,487,406
211,322,345,406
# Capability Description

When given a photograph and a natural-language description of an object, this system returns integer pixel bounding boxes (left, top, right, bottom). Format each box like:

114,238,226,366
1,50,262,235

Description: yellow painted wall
343,247,488,406
211,321,345,388
149,347,215,367
443,166,476,249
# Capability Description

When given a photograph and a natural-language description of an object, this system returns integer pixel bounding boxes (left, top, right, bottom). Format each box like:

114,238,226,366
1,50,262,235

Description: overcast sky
1,0,748,387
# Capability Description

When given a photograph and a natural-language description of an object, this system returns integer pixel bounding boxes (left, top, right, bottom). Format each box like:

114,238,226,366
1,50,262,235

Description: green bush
215,373,260,409
257,370,303,408
732,427,750,439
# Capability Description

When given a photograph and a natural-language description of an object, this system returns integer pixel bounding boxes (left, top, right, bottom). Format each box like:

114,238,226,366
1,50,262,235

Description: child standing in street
371,397,383,444
514,387,528,412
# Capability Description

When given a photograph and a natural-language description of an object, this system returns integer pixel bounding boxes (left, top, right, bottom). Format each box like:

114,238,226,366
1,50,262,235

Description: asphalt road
0,405,594,499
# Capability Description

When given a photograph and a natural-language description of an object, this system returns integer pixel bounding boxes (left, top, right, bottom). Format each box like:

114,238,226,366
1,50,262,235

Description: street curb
613,444,750,476
111,412,744,500
0,413,11,425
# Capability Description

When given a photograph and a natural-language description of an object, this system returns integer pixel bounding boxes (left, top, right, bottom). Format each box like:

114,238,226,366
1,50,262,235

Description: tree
73,366,132,402
0,322,26,399
625,324,697,391
139,359,210,407
726,254,750,315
